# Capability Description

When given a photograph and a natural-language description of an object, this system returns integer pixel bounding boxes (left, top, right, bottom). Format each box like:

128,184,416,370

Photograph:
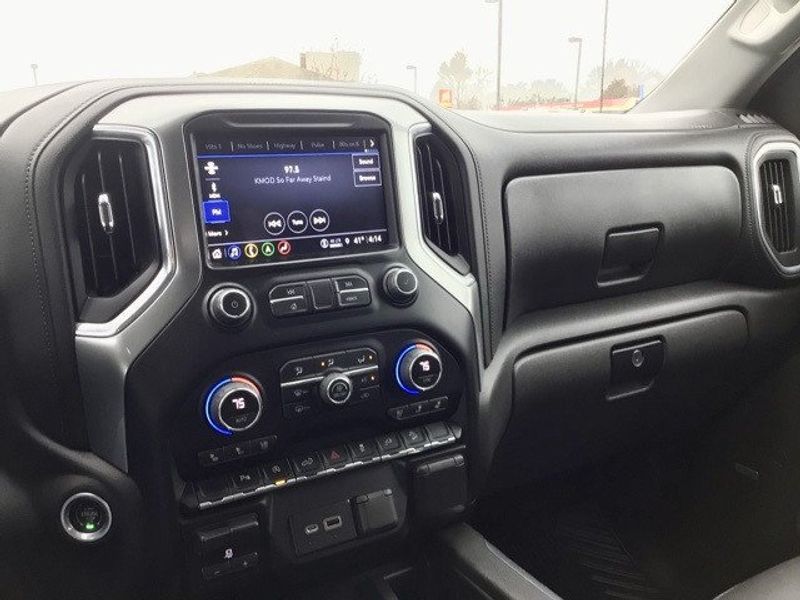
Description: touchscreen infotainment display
193,134,390,267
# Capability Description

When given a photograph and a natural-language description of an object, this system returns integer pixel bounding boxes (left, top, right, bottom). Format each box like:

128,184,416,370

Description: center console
75,99,480,598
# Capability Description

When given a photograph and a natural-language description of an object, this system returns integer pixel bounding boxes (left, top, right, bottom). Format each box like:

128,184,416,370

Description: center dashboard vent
413,133,471,274
68,138,160,308
758,157,796,253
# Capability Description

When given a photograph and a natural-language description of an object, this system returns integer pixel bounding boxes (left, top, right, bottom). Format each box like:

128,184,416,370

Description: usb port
322,515,343,531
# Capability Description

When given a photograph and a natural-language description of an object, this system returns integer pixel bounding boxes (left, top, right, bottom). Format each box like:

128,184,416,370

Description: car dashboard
2,80,800,599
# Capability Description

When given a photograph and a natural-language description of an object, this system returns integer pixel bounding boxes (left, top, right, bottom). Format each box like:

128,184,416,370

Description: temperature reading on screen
283,164,299,175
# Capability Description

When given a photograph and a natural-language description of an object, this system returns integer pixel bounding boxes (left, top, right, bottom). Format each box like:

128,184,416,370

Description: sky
1,0,733,98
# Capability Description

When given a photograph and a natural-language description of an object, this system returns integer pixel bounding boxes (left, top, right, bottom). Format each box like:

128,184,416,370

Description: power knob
204,376,263,436
395,343,443,394
383,267,418,306
208,286,253,328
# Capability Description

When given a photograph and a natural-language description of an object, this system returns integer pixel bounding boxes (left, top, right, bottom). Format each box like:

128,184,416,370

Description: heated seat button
198,448,225,467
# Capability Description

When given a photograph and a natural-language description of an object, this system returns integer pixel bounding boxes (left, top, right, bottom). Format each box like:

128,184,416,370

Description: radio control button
333,275,368,292
337,289,371,308
270,296,308,317
287,210,308,234
269,283,308,302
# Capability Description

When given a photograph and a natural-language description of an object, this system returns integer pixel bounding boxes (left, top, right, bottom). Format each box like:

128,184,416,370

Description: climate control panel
171,330,464,481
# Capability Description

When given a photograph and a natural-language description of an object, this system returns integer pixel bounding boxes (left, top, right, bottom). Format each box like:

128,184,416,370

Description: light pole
30,63,39,86
486,0,503,109
599,0,610,112
406,64,418,95
568,37,583,110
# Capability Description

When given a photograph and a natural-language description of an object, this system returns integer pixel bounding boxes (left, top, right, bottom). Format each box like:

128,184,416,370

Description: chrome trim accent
75,125,177,337
752,141,800,275
97,192,115,234
74,124,201,471
60,492,112,543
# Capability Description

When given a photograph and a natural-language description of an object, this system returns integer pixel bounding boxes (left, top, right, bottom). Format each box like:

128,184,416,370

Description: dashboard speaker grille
413,133,471,273
73,140,159,297
759,158,795,253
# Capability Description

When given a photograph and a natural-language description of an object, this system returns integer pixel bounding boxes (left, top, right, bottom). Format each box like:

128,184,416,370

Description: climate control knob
205,376,263,435
320,373,353,406
395,343,443,394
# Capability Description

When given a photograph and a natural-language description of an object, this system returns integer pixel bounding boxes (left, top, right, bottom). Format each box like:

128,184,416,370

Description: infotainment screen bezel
185,110,400,270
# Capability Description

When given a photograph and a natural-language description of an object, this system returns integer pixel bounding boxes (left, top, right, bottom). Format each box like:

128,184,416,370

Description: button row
269,275,371,318
387,397,448,421
280,347,378,383
198,435,276,468
193,422,460,511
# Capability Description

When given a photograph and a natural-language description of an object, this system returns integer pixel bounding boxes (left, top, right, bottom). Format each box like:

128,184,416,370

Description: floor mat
476,497,674,600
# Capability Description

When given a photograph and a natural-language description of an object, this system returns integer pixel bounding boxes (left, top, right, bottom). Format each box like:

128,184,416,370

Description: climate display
194,135,390,267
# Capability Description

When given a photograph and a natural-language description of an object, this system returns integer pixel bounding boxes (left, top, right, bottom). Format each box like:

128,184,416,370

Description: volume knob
205,376,263,435
208,286,253,328
383,267,418,306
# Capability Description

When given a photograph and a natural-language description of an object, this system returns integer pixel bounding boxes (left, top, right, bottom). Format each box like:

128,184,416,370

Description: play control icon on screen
310,209,330,232
264,212,285,236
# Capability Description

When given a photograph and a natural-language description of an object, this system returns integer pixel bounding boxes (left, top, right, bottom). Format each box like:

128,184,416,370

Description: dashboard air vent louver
739,113,774,125
413,134,471,273
759,157,796,253
73,139,159,297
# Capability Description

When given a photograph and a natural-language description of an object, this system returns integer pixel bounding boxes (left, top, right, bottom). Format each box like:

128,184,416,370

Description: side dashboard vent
739,113,774,125
759,157,796,253
413,134,471,273
71,139,159,298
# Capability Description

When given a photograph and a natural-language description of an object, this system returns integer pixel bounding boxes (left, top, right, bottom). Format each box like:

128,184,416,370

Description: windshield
3,0,732,112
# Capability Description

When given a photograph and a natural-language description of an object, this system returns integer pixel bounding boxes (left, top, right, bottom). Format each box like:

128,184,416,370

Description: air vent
759,157,796,253
72,139,159,298
413,134,471,273
739,113,774,125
